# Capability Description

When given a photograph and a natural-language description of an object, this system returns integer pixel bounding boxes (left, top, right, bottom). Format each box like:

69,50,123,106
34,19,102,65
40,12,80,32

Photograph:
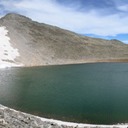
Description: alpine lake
1,63,128,124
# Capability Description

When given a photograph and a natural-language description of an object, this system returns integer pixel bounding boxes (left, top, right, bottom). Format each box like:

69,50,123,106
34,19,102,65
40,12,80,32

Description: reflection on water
0,63,128,124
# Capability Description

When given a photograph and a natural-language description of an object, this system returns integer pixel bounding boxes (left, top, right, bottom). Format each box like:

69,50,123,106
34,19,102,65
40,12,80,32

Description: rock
0,105,128,128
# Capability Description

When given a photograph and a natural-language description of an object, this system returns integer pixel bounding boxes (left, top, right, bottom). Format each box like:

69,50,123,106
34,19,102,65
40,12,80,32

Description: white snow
39,117,128,128
0,26,23,68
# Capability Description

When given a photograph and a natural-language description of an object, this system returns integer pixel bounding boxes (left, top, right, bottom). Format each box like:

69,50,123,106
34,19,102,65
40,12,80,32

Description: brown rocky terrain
0,13,128,67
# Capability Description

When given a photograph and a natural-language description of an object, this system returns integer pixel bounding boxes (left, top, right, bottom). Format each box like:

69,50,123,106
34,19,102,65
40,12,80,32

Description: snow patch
0,26,23,68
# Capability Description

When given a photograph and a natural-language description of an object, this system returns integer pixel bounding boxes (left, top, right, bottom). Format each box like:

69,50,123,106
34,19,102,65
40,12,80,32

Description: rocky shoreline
0,104,128,128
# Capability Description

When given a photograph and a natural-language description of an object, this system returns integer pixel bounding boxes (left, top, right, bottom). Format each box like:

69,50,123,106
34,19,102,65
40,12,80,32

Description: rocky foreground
0,13,128,68
0,105,128,128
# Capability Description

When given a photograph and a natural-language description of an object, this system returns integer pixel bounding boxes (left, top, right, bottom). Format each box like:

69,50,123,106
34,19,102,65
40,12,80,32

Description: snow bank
0,26,22,68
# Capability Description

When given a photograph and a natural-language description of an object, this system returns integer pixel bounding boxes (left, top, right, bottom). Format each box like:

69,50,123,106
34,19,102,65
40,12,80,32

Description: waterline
1,104,128,128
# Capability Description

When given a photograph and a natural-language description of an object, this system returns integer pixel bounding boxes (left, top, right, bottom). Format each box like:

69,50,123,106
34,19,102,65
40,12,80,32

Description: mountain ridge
0,13,128,67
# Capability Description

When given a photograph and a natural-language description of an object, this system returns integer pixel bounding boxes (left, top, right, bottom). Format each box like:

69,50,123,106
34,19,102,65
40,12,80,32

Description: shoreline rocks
0,105,128,128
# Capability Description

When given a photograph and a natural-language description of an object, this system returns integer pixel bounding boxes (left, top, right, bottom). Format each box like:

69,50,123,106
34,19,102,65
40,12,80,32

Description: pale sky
0,0,128,43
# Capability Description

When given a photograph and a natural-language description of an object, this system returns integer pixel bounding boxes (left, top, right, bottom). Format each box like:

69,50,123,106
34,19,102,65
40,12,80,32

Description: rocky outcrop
0,13,128,67
0,105,128,128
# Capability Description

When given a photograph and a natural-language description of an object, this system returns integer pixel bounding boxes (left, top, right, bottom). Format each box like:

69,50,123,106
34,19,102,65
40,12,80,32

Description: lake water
0,63,128,124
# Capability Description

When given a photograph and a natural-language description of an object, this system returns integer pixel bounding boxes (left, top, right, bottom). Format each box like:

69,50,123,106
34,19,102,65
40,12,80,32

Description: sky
0,0,128,44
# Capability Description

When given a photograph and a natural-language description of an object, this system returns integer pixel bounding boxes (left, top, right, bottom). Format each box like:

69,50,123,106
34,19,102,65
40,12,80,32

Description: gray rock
0,104,128,128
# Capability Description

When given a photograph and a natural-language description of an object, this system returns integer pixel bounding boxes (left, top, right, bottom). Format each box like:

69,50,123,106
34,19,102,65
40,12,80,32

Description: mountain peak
1,13,32,21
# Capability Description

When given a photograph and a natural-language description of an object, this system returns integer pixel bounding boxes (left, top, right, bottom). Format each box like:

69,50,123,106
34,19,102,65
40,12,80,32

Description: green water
0,63,128,124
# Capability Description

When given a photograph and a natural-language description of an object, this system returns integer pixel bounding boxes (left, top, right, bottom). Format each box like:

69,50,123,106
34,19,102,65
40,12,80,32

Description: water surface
0,63,128,124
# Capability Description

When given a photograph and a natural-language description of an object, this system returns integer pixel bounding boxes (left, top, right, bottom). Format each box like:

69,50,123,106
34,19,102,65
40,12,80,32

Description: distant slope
0,13,128,67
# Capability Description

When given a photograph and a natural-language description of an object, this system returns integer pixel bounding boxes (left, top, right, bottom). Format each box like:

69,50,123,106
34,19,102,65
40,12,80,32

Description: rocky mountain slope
0,13,128,67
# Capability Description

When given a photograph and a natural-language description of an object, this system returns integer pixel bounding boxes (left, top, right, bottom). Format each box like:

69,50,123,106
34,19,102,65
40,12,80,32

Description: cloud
117,4,128,11
0,0,128,37
122,40,128,44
